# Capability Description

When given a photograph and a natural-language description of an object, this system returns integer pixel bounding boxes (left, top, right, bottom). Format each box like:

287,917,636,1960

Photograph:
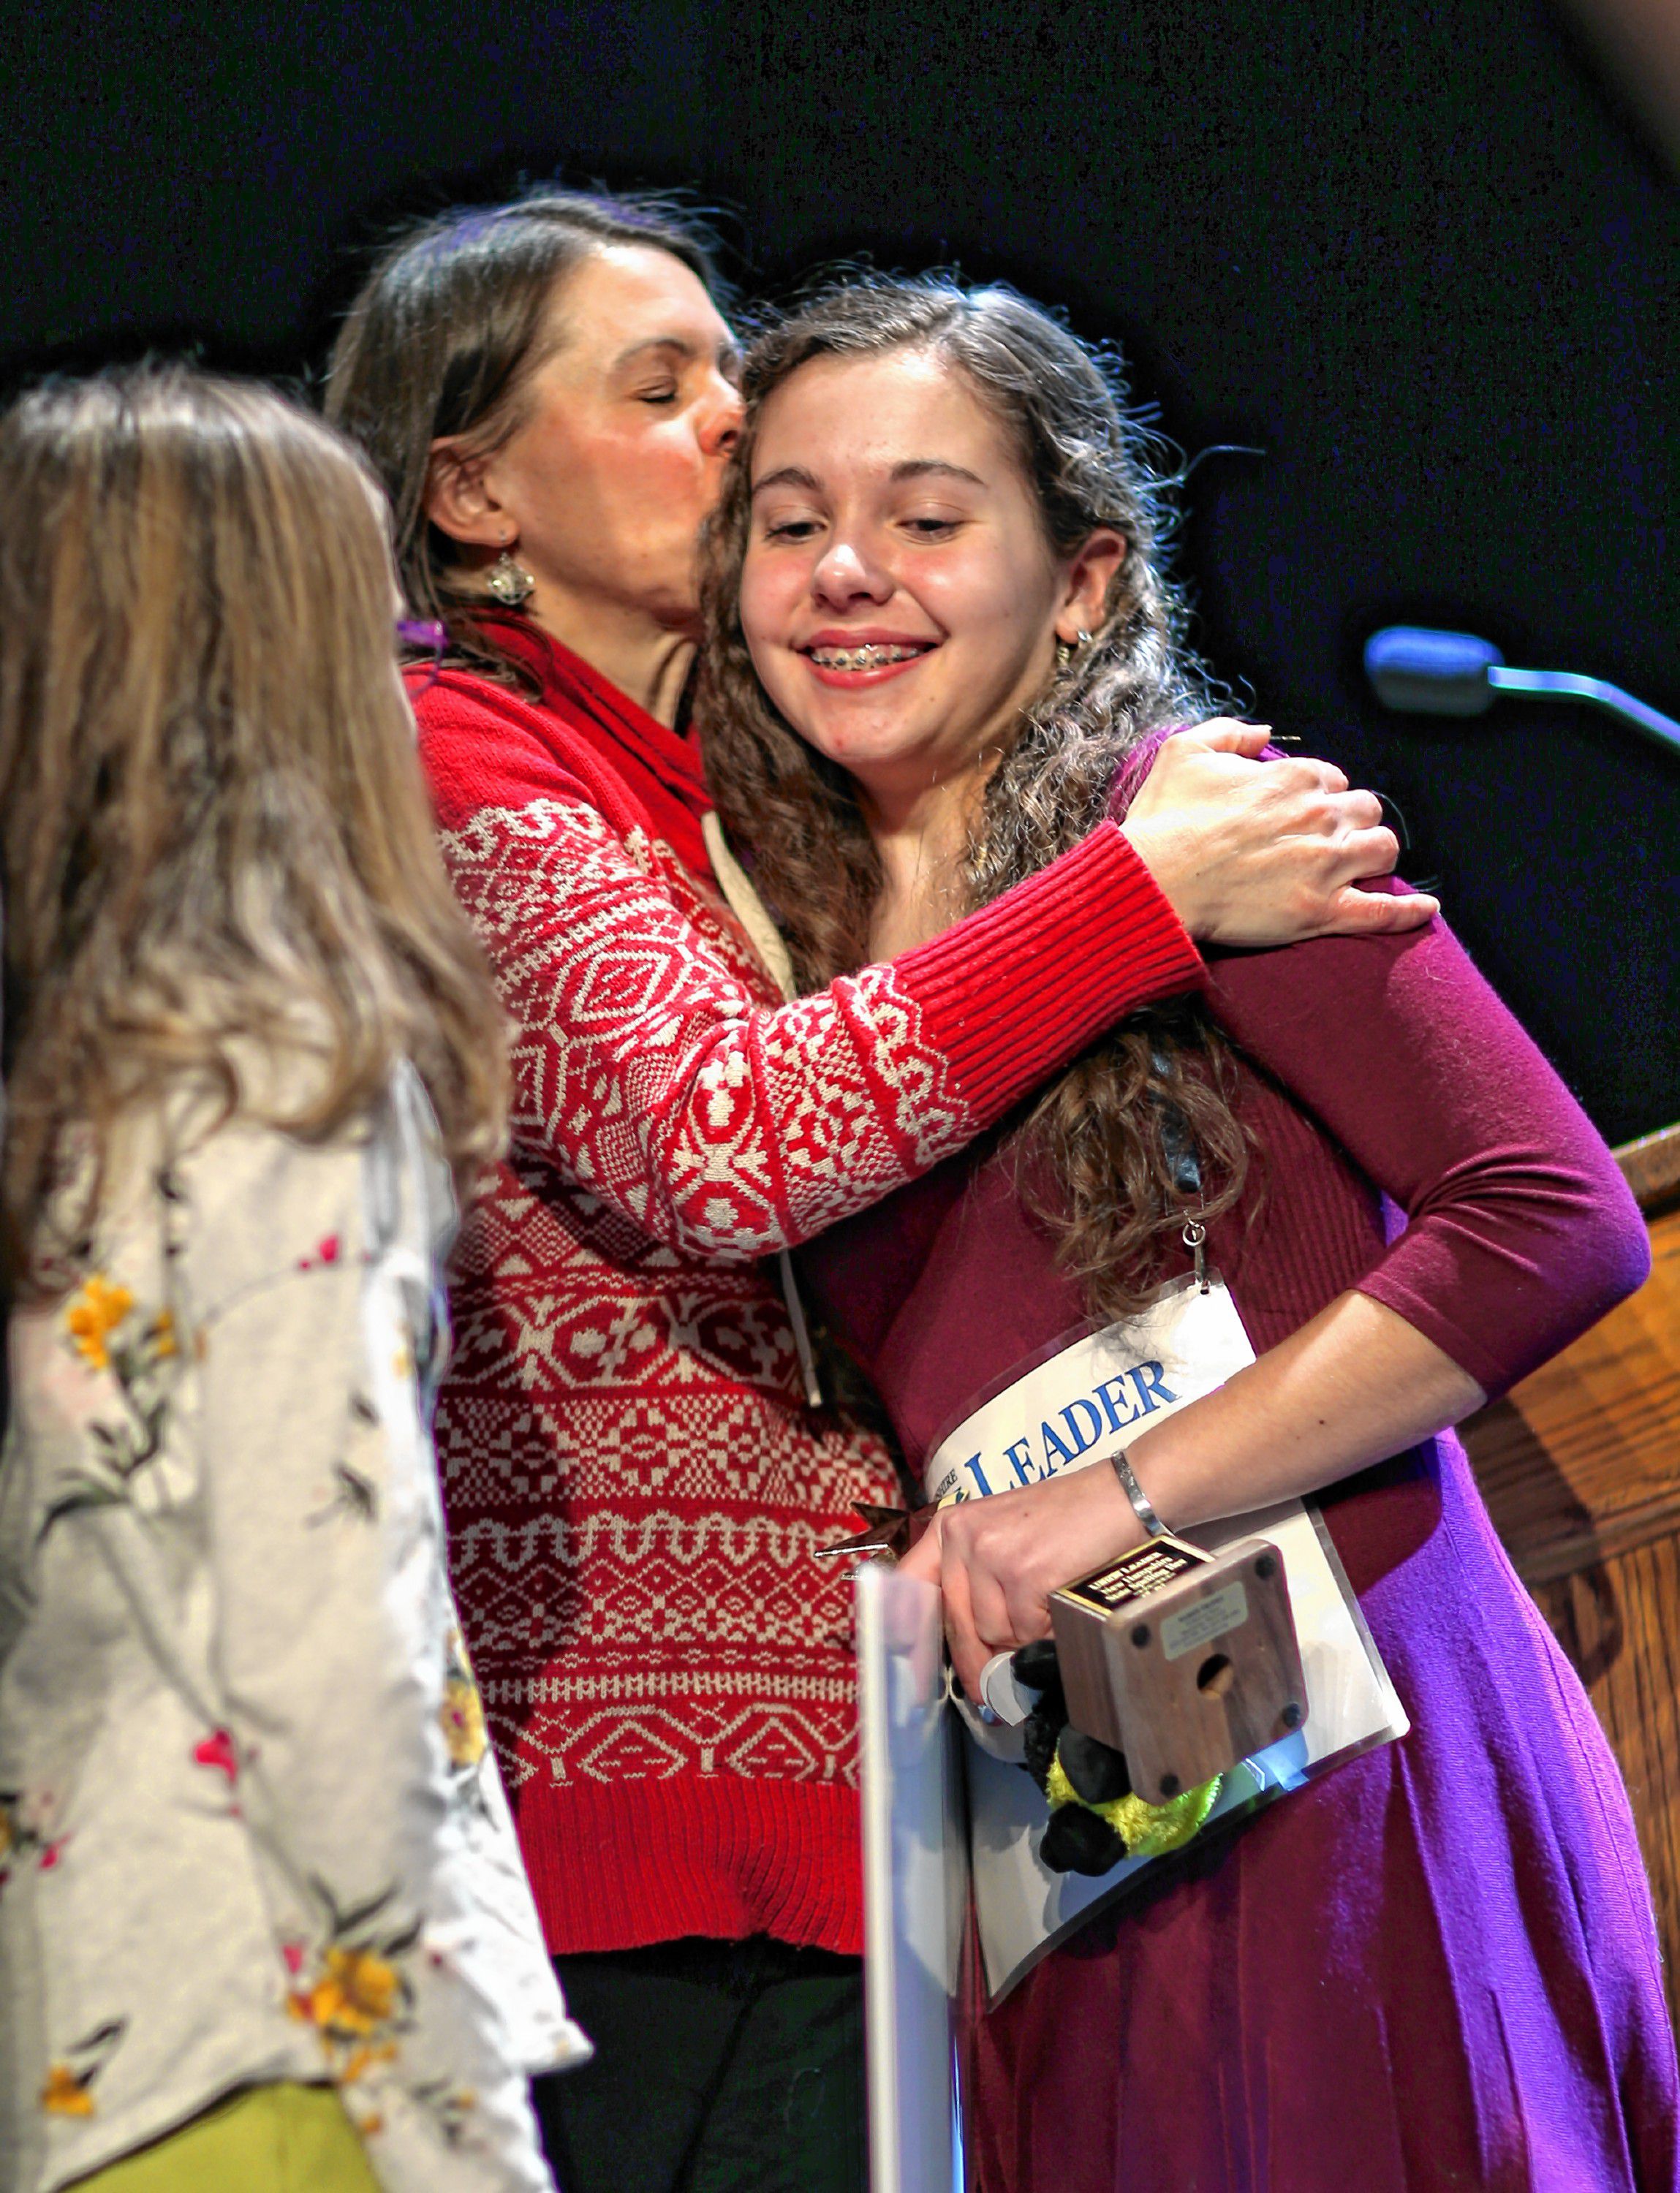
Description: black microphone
1364,626,1680,758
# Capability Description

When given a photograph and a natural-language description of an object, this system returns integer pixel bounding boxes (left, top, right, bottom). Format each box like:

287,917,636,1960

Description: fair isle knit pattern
415,638,1203,1956
436,793,944,1814
441,798,970,1250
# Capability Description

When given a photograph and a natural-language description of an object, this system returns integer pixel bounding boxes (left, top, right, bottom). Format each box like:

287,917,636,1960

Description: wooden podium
1461,1121,1680,2023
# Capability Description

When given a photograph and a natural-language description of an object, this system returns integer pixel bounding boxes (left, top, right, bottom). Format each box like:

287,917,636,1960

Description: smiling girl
702,275,1679,2192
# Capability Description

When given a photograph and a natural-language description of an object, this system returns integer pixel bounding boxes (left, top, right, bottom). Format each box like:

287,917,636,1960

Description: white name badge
924,1273,1257,1506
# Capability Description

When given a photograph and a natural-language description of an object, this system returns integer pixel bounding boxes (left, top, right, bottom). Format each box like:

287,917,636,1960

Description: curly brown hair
0,365,508,1292
697,275,1252,1322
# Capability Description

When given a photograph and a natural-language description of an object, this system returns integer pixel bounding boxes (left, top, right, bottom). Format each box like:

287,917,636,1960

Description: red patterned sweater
414,616,1203,1958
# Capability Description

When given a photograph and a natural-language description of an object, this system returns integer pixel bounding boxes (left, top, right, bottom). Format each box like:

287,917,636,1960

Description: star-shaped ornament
814,1501,941,1563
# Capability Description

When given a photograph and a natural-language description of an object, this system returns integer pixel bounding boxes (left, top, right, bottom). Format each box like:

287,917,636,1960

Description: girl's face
738,348,1120,809
436,244,743,632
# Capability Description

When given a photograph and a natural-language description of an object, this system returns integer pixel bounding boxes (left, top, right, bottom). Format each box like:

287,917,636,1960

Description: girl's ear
1055,528,1127,643
424,440,512,552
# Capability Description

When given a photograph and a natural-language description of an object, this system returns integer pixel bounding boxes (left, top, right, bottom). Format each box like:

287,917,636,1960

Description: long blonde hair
0,364,507,1289
700,278,1251,1321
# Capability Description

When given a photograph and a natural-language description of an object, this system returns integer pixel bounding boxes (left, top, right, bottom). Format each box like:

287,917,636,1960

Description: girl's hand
896,1463,1144,1699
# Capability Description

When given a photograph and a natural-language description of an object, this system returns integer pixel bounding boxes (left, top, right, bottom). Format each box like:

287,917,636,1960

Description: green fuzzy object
1045,1747,1221,1858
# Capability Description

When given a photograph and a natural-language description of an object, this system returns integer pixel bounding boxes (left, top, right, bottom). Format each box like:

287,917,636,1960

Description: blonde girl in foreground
0,366,586,2193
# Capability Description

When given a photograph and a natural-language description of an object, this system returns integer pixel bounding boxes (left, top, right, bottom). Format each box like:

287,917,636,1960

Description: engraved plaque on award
1049,1535,1306,1802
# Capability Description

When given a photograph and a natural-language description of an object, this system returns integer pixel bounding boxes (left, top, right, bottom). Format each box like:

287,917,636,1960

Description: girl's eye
763,518,821,542
636,385,679,406
904,516,961,538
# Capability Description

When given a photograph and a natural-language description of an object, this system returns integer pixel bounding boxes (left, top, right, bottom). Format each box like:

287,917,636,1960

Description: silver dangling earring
1056,629,1095,674
485,543,535,609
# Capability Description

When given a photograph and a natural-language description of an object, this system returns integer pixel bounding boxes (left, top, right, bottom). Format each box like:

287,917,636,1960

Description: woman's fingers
1171,717,1271,758
1314,784,1384,834
1323,881,1441,931
1257,755,1362,816
1121,741,1442,947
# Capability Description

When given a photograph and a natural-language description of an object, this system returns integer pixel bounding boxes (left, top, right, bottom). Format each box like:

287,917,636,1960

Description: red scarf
474,610,713,876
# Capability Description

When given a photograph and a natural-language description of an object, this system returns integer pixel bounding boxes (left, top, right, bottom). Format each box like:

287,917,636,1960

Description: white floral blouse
0,1063,589,2192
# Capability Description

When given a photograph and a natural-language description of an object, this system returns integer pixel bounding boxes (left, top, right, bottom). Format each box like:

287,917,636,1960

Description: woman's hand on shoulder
897,1465,1143,1700
1121,719,1439,948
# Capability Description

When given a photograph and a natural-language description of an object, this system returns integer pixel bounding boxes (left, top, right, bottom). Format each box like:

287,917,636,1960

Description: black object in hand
1041,1803,1126,1876
1010,1640,1134,1876
1059,1726,1132,1806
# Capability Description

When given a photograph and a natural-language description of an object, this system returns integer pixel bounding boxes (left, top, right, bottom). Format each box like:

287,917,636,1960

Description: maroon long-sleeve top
799,915,1675,2192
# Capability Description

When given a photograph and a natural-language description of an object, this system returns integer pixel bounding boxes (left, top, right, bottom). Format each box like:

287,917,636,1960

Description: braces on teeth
811,643,922,670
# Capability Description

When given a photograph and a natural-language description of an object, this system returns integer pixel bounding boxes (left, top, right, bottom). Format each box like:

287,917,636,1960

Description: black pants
534,1936,866,2193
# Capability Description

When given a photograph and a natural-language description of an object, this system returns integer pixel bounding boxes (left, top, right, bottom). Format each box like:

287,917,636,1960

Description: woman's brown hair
0,363,507,1289
323,188,722,687
699,276,1252,1323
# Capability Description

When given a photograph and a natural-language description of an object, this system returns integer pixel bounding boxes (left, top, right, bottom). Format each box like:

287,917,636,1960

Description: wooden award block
1050,1535,1306,1803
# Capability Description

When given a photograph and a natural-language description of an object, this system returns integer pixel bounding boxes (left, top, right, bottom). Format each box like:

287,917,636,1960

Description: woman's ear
424,439,512,551
1055,528,1127,643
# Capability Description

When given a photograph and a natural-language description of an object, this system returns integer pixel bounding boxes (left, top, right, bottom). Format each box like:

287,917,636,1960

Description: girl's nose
811,534,893,607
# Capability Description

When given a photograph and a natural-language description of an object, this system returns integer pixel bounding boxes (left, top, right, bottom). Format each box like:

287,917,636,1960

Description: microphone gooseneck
1363,626,1680,757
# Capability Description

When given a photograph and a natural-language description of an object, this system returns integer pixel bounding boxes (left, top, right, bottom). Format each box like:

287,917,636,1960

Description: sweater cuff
896,821,1204,1126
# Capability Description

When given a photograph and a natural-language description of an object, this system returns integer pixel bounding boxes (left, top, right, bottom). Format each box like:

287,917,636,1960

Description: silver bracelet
1110,1446,1171,1539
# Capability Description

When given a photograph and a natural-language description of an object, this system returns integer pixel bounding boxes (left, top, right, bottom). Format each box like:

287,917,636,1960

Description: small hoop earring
485,547,536,609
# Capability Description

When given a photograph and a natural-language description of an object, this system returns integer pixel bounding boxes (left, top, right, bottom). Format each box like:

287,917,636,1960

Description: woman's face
738,348,1114,810
455,243,743,632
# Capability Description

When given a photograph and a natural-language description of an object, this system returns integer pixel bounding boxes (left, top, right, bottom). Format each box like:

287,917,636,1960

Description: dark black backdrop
5,0,1676,1141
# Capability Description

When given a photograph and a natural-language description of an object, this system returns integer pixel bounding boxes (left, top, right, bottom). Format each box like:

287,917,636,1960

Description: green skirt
70,2083,379,2192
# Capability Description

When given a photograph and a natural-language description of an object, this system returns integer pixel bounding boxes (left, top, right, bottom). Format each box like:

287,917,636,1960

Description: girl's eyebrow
752,458,987,496
890,459,986,486
752,464,822,495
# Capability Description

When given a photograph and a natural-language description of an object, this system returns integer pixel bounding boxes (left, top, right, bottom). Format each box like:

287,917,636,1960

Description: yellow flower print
39,2020,125,2117
286,1888,417,2080
292,1945,402,2039
39,2064,96,2118
440,1674,488,1769
63,1276,135,1372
